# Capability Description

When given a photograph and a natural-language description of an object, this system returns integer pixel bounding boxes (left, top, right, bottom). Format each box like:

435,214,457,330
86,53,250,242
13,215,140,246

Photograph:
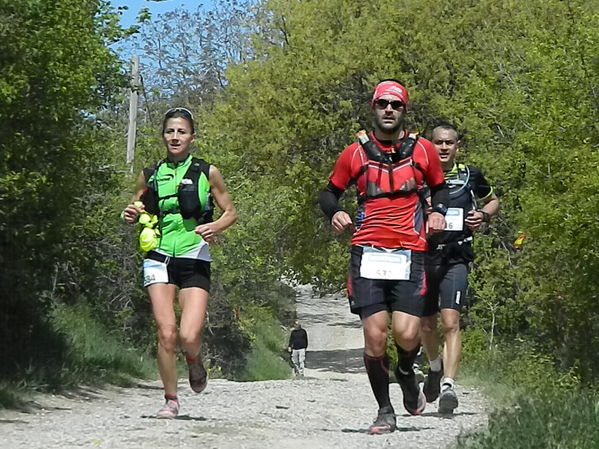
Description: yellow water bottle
135,201,159,252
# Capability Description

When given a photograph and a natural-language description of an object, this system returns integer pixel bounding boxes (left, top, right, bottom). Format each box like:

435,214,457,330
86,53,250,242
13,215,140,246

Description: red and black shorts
347,245,427,319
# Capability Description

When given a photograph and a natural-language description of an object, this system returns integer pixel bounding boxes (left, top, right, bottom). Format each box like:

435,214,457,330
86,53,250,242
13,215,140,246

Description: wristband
479,210,490,223
432,203,448,216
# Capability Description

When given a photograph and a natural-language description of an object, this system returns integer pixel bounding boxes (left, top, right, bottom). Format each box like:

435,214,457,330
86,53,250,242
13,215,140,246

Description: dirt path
0,286,488,448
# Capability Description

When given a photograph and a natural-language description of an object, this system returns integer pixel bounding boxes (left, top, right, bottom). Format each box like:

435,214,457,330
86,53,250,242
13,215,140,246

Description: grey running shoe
423,364,444,403
156,399,179,419
438,385,459,414
368,406,396,435
396,368,426,415
187,354,208,393
415,367,425,384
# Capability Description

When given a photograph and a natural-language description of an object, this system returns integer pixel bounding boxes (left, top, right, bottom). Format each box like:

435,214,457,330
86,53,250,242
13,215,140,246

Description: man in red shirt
319,80,448,434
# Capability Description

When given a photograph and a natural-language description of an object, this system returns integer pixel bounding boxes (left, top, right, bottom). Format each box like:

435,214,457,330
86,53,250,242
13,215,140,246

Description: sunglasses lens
375,99,403,110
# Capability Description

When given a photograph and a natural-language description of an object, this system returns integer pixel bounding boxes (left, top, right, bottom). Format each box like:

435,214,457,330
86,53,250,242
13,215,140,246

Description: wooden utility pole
126,54,140,170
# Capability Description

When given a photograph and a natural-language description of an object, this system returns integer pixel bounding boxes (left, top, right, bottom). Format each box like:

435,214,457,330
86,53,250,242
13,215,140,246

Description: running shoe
156,399,179,419
187,354,208,393
438,385,459,414
423,362,444,403
396,368,426,415
367,405,396,434
414,367,425,384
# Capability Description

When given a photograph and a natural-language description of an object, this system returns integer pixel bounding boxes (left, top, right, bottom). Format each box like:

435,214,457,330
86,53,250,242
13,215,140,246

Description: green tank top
148,154,211,257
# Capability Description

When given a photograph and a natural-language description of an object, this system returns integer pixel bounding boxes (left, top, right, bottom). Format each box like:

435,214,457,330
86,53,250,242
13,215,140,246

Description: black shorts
347,245,426,319
143,251,211,291
422,262,468,317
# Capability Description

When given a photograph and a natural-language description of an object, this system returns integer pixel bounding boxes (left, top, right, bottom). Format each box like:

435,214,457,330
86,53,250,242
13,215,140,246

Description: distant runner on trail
421,122,499,414
121,107,237,419
318,80,449,434
288,320,308,377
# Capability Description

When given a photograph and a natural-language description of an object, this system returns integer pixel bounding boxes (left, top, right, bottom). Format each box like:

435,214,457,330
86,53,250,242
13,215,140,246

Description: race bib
445,208,464,231
143,259,169,287
360,247,411,280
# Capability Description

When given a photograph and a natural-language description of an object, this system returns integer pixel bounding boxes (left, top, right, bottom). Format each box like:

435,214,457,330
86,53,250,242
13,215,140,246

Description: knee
178,330,200,349
363,328,387,355
441,315,460,335
421,316,437,335
157,324,178,351
394,328,420,349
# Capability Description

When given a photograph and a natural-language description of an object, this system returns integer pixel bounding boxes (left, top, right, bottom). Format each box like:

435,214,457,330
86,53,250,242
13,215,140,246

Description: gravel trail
0,286,488,448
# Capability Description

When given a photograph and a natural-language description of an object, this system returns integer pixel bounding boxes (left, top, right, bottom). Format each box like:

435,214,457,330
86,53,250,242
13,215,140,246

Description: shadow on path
306,348,364,374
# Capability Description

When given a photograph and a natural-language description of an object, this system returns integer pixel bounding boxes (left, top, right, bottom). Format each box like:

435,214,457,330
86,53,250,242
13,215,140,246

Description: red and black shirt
329,132,445,251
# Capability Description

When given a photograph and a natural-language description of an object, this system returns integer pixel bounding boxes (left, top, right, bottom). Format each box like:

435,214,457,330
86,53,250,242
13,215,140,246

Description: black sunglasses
375,99,404,110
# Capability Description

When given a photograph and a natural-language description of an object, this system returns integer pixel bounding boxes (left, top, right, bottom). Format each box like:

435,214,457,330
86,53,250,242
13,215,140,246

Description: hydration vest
447,163,476,214
141,157,214,225
353,131,422,203
427,163,477,258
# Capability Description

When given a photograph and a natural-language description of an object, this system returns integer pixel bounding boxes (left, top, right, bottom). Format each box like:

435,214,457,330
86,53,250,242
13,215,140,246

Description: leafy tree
0,0,130,380
201,0,599,379
120,0,255,109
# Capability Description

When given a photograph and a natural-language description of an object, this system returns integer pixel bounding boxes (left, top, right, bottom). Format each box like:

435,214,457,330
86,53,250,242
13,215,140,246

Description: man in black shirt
421,122,499,414
288,320,308,377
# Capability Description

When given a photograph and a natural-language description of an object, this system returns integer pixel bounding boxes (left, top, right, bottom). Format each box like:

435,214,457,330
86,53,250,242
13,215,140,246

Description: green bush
458,391,599,449
462,338,580,394
458,339,594,448
49,302,155,386
236,306,291,381
0,302,154,408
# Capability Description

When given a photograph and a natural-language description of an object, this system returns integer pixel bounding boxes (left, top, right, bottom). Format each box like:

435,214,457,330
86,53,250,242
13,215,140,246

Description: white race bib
444,208,464,231
143,259,169,287
360,247,411,280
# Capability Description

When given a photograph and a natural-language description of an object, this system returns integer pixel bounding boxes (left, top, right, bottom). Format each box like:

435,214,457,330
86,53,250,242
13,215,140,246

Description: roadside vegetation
455,331,599,448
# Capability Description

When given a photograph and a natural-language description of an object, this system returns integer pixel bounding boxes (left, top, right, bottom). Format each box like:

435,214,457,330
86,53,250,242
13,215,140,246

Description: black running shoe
368,406,396,435
396,368,426,415
187,354,208,393
423,362,444,403
438,385,458,414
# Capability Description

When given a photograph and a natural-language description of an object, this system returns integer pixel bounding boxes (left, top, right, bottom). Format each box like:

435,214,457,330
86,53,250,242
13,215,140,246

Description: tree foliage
121,0,255,108
195,0,599,379
0,0,131,379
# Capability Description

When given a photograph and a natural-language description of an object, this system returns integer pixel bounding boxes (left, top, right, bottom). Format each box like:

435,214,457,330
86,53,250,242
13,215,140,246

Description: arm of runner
195,165,237,242
122,171,146,224
419,139,447,233
465,169,499,231
319,145,359,234
427,182,448,233
466,192,499,231
319,182,353,234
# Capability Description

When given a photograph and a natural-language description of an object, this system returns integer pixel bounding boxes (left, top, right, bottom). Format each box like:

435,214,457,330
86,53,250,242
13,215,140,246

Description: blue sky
110,0,212,27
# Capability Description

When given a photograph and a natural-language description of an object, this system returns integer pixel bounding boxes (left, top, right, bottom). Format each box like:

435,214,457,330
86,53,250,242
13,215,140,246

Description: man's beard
375,116,403,134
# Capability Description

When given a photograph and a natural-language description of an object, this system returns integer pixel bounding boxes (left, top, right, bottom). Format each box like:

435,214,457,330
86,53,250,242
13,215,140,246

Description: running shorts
143,251,211,291
347,245,427,319
422,262,468,316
